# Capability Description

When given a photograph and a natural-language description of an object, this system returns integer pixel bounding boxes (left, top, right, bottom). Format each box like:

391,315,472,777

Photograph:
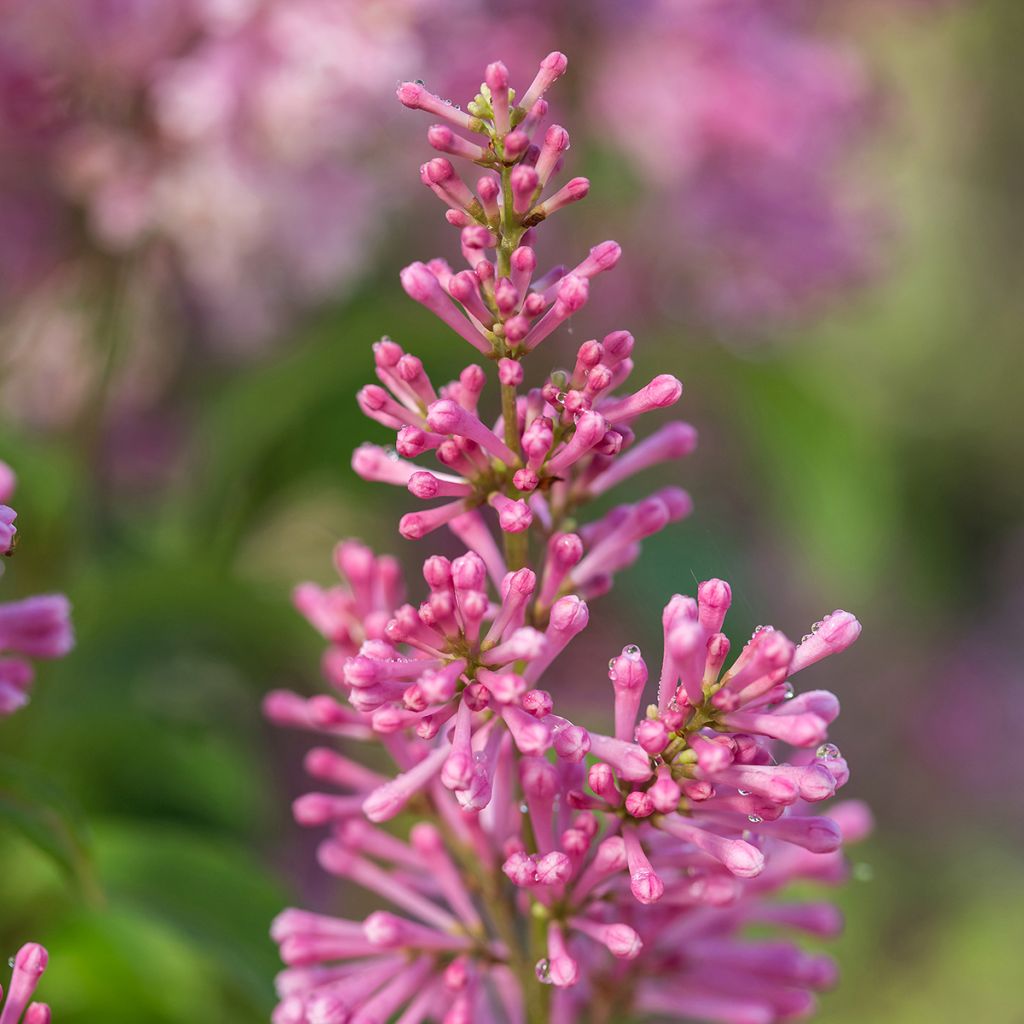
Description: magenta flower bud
625,790,654,818
519,52,569,114
449,269,494,325
535,851,572,885
600,374,684,425
503,129,529,159
522,689,553,718
502,851,537,887
397,82,483,133
530,177,590,221
648,769,683,814
488,493,533,533
545,410,607,475
552,722,591,762
476,175,500,220
588,762,620,805
498,357,523,385
399,501,467,540
536,124,570,187
589,921,642,960
428,398,518,465
513,468,539,492
623,831,663,904
24,1005,51,1024
510,164,539,215
427,124,488,162
636,718,669,754
485,61,511,134
791,611,862,673
573,240,622,280
519,275,589,353
546,923,579,987
609,644,648,742
697,578,732,635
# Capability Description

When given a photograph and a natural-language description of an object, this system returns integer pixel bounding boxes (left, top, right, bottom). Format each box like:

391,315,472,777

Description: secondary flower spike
267,52,868,1024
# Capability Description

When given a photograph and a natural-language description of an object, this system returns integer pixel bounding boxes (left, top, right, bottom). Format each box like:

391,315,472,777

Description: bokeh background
1,1,1022,1021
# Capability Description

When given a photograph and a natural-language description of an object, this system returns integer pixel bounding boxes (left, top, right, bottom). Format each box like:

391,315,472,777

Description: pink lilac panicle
267,53,868,1024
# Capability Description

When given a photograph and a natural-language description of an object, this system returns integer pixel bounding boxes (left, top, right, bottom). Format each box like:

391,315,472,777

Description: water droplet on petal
737,789,752,797
535,958,553,983
623,644,641,659
415,79,425,86
519,802,529,814
816,742,841,761
782,682,795,700
7,956,14,968
747,814,763,824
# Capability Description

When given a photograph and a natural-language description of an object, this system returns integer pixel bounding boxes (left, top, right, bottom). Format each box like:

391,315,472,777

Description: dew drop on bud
535,958,553,984
519,802,528,814
737,789,751,797
6,956,14,968
623,644,641,659
782,682,795,700
747,814,763,824
816,743,841,760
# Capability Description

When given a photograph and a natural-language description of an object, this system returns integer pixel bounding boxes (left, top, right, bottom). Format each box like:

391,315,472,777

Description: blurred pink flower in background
0,0,442,424
0,0,947,429
590,0,880,331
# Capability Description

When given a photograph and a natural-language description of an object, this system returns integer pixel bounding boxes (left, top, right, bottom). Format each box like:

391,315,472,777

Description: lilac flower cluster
266,54,869,1024
0,461,73,716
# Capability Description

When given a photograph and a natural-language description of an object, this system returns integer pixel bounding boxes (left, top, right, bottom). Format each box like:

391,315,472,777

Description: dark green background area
2,4,1022,1021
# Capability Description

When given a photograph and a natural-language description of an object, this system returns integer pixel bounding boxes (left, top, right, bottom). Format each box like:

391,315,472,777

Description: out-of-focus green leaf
0,755,98,900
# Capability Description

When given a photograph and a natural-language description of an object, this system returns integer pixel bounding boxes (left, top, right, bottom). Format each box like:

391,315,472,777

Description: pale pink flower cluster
0,944,50,1024
0,461,74,716
266,53,869,1023
0,0,440,414
590,0,878,329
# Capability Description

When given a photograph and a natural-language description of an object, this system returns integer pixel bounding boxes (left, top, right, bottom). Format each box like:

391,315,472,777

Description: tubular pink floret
791,611,862,673
572,240,622,280
536,124,570,187
519,274,589,353
427,398,518,466
400,262,492,354
599,374,684,424
588,420,697,497
519,52,569,114
532,177,590,220
397,82,482,133
427,125,488,162
510,164,539,216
